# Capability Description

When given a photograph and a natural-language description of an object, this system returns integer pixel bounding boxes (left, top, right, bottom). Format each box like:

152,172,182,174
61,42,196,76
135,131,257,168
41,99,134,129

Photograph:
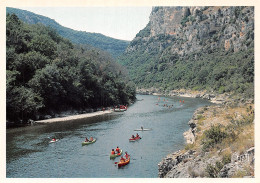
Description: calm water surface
6,95,212,178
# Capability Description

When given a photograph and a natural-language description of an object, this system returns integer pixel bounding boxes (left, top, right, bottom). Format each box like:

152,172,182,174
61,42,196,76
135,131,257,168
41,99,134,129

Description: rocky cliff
127,6,254,56
120,6,254,98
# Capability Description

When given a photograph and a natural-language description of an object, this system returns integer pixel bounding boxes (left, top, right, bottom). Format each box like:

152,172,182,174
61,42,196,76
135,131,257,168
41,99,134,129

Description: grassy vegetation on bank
185,103,254,177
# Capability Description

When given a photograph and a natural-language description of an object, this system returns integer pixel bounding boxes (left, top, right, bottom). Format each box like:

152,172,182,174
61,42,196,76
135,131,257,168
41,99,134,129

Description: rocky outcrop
219,147,255,178
158,102,255,178
183,108,201,144
158,147,254,178
127,6,254,56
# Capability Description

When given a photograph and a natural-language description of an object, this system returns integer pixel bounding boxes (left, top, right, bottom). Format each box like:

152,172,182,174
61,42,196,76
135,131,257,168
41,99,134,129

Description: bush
185,143,195,150
202,125,228,151
205,160,226,178
205,164,218,178
222,153,231,165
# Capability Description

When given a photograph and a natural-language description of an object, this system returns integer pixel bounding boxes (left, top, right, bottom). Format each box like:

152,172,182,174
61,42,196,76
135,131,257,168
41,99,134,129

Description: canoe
114,108,126,112
114,105,127,112
134,129,152,131
110,149,123,159
118,156,130,168
82,138,96,146
49,139,59,143
129,136,141,142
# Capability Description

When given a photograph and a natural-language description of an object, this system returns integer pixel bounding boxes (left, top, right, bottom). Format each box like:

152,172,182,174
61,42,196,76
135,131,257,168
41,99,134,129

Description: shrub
197,114,204,120
222,153,231,165
202,125,228,151
205,160,225,178
205,164,218,177
185,143,195,150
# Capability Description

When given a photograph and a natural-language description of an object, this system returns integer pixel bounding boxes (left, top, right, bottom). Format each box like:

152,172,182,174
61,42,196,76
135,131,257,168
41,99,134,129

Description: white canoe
134,129,152,131
114,108,126,112
49,139,59,143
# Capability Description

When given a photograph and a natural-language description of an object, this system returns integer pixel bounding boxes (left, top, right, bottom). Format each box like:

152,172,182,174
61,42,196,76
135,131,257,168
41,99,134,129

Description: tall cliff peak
128,6,254,55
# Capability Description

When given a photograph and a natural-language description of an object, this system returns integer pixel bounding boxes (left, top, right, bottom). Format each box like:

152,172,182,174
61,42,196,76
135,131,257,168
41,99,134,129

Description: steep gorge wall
120,6,254,95
127,6,254,55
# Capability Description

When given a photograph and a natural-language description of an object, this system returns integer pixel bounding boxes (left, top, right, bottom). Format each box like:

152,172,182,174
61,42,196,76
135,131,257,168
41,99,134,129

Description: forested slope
6,7,130,58
6,14,136,123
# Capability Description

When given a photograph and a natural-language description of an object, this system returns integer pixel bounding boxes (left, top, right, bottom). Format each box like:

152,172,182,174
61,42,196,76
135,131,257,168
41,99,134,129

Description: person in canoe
52,138,56,142
136,133,139,138
120,156,125,162
141,126,144,131
111,149,115,155
131,135,135,139
116,146,120,154
89,137,94,142
125,152,129,159
85,138,89,142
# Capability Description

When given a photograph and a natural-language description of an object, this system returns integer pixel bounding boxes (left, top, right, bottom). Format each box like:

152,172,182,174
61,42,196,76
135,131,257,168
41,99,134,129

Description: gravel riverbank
35,110,113,123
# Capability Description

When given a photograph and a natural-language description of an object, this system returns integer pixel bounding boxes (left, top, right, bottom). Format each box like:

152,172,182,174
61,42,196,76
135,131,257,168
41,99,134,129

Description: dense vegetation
120,42,254,98
6,14,136,123
6,7,130,58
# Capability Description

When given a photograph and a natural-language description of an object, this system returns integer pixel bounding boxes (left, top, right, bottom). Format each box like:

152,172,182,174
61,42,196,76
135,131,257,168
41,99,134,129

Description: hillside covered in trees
6,7,130,58
6,14,136,124
119,6,254,99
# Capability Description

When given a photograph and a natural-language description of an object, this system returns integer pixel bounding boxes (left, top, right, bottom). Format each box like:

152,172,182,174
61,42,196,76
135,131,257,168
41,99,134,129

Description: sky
19,7,152,41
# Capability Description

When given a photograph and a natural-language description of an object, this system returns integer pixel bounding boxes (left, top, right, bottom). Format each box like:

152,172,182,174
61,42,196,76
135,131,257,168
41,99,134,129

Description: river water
6,95,212,178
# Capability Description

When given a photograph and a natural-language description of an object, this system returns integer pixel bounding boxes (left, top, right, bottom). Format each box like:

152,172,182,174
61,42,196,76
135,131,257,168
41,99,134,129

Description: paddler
120,156,125,162
85,138,89,142
116,146,120,154
111,149,115,155
131,135,135,139
89,137,93,142
125,152,129,159
136,133,139,138
52,138,56,141
141,126,144,131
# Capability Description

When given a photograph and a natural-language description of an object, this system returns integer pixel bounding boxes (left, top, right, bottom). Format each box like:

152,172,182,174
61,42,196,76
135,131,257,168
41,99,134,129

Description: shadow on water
6,112,120,163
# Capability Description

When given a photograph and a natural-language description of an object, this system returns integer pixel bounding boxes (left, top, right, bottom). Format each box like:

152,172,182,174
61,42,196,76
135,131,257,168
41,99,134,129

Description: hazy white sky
19,7,152,41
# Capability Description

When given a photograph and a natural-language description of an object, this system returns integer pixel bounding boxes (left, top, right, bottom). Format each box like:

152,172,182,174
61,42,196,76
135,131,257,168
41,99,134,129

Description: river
6,95,212,178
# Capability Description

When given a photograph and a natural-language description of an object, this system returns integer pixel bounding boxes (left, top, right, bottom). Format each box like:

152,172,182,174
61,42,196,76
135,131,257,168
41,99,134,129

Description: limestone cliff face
126,6,254,56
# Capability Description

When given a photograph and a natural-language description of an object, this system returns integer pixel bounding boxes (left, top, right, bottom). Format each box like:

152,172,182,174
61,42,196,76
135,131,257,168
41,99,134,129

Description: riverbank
35,110,113,123
144,87,255,178
158,101,254,178
136,88,253,105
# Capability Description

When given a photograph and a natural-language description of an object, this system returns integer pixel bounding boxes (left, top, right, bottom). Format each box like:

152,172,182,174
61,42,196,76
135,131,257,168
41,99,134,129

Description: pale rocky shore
35,110,113,123
158,104,254,178
137,88,253,105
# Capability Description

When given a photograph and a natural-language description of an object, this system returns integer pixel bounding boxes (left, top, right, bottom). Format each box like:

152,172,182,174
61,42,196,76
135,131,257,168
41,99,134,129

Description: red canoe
118,156,130,168
129,136,141,142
